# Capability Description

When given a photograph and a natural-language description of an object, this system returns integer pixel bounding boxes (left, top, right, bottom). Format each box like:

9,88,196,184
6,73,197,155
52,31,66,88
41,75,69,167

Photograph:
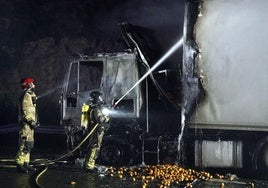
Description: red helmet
21,77,34,89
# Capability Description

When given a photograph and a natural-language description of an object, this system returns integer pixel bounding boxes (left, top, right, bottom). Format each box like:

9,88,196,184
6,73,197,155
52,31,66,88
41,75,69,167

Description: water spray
37,85,62,99
113,37,183,107
177,107,186,164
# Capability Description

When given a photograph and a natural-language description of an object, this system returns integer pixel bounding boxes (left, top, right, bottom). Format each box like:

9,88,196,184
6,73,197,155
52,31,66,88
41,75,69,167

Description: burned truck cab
60,52,143,166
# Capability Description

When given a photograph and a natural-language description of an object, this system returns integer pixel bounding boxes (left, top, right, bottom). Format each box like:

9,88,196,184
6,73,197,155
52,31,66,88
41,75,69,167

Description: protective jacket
15,90,38,167
83,104,110,170
19,90,38,128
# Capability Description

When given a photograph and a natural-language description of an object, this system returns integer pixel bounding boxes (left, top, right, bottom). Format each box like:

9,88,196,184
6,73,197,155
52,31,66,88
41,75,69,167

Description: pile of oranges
107,164,219,188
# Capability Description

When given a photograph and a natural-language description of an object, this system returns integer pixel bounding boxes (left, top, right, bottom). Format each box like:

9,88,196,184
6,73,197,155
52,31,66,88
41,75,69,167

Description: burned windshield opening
79,61,103,92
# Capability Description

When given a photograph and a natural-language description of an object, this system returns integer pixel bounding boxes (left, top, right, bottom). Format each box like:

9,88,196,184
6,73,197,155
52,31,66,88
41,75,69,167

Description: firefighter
15,77,39,173
82,91,110,172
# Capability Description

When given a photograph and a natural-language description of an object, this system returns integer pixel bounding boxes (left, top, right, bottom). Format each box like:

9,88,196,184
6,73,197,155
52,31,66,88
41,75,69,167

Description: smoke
92,0,185,48
193,0,268,127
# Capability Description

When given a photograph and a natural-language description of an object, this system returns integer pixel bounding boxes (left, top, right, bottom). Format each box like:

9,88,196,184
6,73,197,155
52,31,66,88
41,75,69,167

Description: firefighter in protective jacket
81,91,110,171
15,77,39,173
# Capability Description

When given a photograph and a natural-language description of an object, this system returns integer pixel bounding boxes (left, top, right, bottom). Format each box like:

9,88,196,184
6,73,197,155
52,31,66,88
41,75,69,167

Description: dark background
0,0,185,126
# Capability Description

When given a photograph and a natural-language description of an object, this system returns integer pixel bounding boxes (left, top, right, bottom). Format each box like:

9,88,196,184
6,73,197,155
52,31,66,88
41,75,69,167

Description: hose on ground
0,123,99,168
33,123,99,165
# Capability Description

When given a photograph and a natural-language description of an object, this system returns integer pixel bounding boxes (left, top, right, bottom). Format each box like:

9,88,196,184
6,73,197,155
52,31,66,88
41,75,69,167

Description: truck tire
99,139,130,166
256,143,268,173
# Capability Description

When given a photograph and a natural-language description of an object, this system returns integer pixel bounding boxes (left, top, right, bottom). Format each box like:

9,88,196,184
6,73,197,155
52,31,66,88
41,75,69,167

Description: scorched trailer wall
183,0,268,172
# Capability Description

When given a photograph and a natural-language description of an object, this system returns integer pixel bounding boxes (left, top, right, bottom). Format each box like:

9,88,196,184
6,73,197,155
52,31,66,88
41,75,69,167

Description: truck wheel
257,143,268,173
99,140,130,166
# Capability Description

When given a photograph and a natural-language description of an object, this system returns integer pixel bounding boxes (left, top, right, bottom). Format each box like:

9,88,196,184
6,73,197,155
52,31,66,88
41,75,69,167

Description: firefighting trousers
85,126,105,170
15,124,34,166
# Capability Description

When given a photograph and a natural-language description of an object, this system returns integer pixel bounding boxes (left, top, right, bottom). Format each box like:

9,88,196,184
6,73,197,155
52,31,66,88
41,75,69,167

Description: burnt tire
99,140,130,166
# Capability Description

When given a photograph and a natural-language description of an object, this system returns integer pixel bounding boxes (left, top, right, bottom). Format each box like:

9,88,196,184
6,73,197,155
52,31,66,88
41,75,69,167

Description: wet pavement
0,165,140,188
1,157,268,188
0,125,268,188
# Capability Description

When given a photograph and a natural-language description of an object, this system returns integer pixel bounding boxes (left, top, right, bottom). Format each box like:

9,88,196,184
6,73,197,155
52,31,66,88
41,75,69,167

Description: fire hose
33,123,99,165
33,123,100,187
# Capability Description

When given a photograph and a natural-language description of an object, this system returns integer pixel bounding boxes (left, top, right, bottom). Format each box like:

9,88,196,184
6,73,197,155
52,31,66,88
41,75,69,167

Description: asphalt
0,124,268,188
1,163,268,188
0,164,143,188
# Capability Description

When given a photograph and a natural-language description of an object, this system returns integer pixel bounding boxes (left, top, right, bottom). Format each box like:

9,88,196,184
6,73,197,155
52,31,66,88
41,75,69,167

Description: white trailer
183,0,268,173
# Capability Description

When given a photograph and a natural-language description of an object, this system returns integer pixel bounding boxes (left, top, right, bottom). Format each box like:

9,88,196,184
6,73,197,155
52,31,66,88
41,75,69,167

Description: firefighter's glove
23,141,34,154
104,115,110,123
103,123,110,131
29,121,38,129
36,121,40,128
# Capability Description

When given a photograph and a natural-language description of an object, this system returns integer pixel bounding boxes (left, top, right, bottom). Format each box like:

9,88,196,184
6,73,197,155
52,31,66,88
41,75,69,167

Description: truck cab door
61,60,103,127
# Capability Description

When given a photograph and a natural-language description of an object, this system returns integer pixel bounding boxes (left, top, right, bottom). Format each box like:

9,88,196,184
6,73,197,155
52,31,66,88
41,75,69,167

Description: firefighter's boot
86,148,97,172
24,162,36,172
17,164,29,174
